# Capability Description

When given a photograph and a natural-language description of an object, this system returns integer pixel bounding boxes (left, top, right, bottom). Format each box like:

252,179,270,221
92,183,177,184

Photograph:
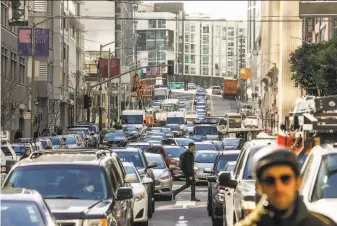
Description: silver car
144,153,173,199
194,150,219,181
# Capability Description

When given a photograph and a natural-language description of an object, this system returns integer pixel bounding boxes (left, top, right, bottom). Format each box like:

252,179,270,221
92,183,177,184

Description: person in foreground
172,142,200,202
235,147,336,226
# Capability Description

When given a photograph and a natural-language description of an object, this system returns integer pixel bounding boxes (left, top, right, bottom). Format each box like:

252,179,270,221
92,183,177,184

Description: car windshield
151,128,161,132
115,151,144,169
195,143,217,151
105,131,124,138
194,126,217,135
50,137,61,145
12,146,27,155
176,139,193,146
128,144,150,151
145,155,166,169
1,146,13,156
144,136,163,142
312,153,337,201
4,165,108,200
65,137,77,145
243,145,269,180
222,139,240,147
1,200,45,226
165,147,186,158
124,127,137,132
123,165,141,183
216,154,239,174
39,140,48,149
167,117,184,124
195,152,218,163
161,128,171,133
201,118,220,124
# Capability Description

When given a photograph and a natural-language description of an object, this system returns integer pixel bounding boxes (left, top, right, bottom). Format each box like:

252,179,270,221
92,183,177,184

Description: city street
150,181,210,226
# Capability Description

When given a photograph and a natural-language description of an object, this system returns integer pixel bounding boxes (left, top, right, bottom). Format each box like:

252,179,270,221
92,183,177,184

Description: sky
151,1,247,20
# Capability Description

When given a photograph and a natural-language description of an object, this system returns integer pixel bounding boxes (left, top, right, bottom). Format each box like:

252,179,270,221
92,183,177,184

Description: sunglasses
260,174,293,186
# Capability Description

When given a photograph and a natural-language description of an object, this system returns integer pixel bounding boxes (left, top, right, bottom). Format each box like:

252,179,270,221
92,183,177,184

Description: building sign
240,68,252,79
98,59,121,78
84,51,112,75
18,28,49,57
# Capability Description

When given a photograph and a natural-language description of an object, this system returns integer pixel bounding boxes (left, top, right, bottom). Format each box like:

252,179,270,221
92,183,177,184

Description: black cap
253,147,301,180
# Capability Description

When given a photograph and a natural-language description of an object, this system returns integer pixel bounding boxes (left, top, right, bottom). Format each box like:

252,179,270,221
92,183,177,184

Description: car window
4,165,108,200
1,201,46,226
300,154,314,191
311,153,337,201
234,147,246,179
145,155,166,169
215,154,239,174
165,147,186,158
195,152,218,163
146,147,163,155
108,164,118,192
123,165,141,183
242,146,268,180
195,144,217,151
115,151,144,169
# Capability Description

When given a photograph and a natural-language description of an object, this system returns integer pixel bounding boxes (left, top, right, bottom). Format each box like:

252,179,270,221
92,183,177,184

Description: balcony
299,1,337,18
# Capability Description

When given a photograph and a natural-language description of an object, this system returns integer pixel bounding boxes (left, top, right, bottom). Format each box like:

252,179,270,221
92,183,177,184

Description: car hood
46,199,112,219
189,134,207,142
307,198,337,222
195,162,214,170
152,168,170,180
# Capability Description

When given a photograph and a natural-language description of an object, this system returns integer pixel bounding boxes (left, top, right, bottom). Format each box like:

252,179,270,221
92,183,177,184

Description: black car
112,148,157,218
2,149,134,226
123,126,139,141
1,188,56,226
205,150,240,225
103,130,128,147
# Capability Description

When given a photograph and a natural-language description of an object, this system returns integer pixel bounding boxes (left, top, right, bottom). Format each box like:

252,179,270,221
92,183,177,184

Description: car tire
137,220,149,226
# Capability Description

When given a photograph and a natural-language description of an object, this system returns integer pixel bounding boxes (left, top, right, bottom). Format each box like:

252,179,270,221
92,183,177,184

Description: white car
300,144,337,222
123,162,152,225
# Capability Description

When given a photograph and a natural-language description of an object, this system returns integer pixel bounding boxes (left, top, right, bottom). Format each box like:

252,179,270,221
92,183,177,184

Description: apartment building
1,1,30,137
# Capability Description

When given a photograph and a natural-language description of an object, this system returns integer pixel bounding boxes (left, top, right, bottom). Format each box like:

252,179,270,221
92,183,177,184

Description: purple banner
18,28,33,57
34,28,49,57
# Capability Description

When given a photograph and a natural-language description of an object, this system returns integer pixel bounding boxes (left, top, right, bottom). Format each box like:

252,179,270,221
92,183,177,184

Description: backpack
179,151,186,171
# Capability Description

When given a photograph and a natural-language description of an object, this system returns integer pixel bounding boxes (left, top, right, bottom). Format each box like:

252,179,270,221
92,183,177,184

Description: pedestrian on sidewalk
172,142,200,202
14,129,22,141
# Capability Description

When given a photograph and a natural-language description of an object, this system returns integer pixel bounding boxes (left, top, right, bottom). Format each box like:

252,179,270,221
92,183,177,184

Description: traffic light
84,95,92,109
167,60,174,75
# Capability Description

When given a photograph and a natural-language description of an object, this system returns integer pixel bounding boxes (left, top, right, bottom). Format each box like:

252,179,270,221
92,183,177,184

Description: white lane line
179,216,184,220
176,215,188,226
175,201,196,209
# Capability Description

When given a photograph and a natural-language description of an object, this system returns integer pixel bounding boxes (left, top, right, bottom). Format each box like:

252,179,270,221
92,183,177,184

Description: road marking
176,215,188,226
179,216,184,220
175,201,196,208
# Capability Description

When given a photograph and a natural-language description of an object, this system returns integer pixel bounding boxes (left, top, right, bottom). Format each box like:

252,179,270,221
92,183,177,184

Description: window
185,34,190,42
300,155,313,191
70,25,75,38
158,19,166,28
185,65,189,74
222,27,227,33
190,66,196,74
185,44,189,53
147,31,155,39
239,28,245,33
228,37,234,41
191,44,195,53
19,57,25,84
202,46,209,54
191,25,195,32
1,2,8,27
228,31,234,36
203,35,209,44
185,23,190,32
202,56,209,65
1,47,9,78
228,61,234,67
228,42,234,47
10,52,17,81
228,52,234,56
222,36,226,41
148,19,156,28
191,33,195,43
185,55,189,63
156,30,165,39
108,165,118,191
202,66,209,75
191,55,196,64
203,25,209,33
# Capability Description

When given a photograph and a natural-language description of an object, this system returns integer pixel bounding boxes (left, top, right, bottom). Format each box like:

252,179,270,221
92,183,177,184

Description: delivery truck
223,78,238,99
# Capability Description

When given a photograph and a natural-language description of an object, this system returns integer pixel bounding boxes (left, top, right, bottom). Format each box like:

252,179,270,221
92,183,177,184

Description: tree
289,38,337,96
1,79,27,130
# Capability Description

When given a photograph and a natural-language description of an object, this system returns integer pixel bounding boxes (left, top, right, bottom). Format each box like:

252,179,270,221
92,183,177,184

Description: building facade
28,0,86,135
1,0,30,138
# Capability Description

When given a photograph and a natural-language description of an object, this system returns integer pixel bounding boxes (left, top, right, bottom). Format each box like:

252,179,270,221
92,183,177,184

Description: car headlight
84,219,108,226
194,165,198,171
242,200,256,216
160,175,171,181
215,193,225,202
135,191,146,202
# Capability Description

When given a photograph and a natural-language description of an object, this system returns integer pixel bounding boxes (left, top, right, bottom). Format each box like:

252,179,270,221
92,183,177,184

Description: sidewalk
237,98,259,110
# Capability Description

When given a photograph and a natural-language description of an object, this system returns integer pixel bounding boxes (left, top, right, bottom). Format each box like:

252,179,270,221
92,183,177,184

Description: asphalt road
209,93,238,115
149,181,211,226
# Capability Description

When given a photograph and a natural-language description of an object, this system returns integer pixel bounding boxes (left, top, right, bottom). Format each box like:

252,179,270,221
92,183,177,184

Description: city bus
160,99,180,112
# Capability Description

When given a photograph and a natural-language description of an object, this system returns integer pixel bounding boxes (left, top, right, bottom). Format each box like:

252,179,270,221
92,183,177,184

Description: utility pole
239,35,246,102
107,48,111,127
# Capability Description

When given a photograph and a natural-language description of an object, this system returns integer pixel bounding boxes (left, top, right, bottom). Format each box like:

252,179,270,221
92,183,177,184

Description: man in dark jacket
14,129,22,141
172,142,200,201
235,148,337,226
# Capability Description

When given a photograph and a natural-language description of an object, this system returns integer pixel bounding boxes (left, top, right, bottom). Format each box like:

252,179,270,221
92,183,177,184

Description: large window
203,25,209,33
185,44,189,53
191,55,196,64
203,35,209,44
149,20,156,28
191,25,195,32
202,56,209,65
1,46,8,78
185,65,189,74
191,44,195,53
10,52,17,81
202,46,209,54
190,66,196,74
185,34,190,43
158,20,166,28
202,66,209,75
185,55,189,63
19,57,25,84
191,33,195,43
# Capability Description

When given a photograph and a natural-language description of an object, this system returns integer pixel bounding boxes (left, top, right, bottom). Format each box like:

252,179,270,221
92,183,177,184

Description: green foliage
289,37,337,96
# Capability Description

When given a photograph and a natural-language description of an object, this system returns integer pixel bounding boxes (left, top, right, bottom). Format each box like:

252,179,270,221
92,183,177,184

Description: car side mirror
203,168,213,174
125,174,137,183
219,171,237,189
142,177,153,184
116,187,133,200
207,175,217,183
147,161,158,169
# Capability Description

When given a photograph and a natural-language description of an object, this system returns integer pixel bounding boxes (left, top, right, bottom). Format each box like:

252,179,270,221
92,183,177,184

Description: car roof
195,141,215,144
227,161,237,165
196,150,218,154
1,188,44,202
112,148,141,152
311,144,337,156
13,150,114,167
219,150,240,155
162,145,186,149
128,142,151,145
144,152,162,157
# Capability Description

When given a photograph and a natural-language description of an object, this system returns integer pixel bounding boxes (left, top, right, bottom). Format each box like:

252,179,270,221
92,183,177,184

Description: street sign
272,86,278,93
24,112,31,120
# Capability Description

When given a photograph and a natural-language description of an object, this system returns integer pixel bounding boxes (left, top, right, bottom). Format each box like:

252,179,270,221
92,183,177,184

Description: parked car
194,151,219,181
